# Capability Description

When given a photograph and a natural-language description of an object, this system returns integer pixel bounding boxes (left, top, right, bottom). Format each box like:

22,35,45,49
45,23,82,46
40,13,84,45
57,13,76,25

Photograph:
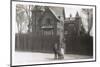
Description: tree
80,8,93,36
16,4,34,33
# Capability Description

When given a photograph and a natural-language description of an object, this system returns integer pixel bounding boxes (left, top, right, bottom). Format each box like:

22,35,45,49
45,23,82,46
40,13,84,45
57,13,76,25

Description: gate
64,16,81,54
64,22,80,54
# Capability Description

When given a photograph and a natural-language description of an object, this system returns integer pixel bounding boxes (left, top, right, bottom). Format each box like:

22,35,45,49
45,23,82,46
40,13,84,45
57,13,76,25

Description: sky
65,7,81,17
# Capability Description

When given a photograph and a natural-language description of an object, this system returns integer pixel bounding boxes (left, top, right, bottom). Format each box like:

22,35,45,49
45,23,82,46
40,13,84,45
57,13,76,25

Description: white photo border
10,0,96,66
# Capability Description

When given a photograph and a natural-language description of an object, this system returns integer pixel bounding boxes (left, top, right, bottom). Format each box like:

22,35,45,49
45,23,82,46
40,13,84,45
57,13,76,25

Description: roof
48,6,65,21
31,6,65,22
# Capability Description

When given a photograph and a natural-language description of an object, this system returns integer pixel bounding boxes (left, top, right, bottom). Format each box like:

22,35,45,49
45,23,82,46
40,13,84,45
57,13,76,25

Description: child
53,43,59,59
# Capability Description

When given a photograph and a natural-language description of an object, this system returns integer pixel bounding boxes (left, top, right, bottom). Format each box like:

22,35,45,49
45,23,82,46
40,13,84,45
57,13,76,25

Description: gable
49,6,65,21
40,10,57,25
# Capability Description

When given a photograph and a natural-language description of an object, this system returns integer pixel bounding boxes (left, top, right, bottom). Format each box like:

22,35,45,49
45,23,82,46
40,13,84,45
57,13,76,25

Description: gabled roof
48,6,65,21
32,6,65,22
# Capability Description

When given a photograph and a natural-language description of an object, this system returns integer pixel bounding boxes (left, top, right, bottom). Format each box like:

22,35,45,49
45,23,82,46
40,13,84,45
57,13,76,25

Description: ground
13,51,93,66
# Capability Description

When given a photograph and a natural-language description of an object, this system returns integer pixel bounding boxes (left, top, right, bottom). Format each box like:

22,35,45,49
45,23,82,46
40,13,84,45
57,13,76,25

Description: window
46,18,51,25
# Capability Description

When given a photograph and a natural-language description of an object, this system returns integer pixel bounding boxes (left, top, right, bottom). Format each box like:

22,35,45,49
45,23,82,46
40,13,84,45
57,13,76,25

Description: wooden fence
15,33,59,53
15,33,93,55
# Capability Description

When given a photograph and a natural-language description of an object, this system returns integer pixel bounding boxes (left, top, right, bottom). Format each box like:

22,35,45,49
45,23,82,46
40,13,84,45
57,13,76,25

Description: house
31,6,65,52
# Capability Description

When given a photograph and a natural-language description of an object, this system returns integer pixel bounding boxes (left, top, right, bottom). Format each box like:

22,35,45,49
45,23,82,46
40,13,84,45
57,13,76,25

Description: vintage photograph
11,0,96,66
